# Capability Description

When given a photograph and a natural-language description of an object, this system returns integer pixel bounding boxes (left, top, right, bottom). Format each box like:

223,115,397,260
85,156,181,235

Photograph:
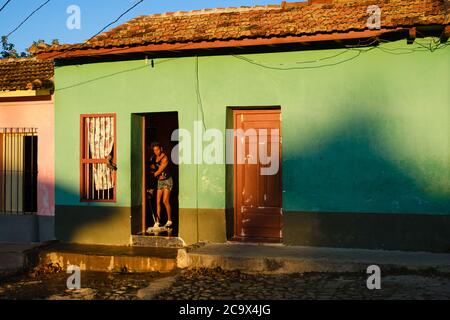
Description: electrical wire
195,56,201,244
231,37,449,71
294,49,351,64
344,37,380,48
195,56,207,130
232,48,370,71
55,57,175,91
6,0,51,38
194,55,209,243
415,29,445,46
230,37,379,71
87,0,144,42
45,0,146,60
0,0,12,13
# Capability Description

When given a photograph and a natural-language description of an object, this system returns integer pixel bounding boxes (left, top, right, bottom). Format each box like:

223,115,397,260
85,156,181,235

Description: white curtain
87,117,115,191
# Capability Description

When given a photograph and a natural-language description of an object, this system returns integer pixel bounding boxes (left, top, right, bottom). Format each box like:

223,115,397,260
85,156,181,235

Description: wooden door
131,114,146,235
234,109,282,242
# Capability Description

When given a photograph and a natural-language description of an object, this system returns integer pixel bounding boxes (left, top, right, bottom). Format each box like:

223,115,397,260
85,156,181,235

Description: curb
179,244,450,275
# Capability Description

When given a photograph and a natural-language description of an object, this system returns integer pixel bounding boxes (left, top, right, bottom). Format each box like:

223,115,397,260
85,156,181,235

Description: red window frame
80,114,117,202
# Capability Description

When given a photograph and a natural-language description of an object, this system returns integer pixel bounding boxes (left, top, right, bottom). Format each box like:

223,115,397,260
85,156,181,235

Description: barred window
80,114,117,202
0,128,38,214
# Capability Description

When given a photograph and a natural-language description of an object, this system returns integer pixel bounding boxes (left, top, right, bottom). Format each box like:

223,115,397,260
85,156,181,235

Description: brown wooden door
234,109,282,242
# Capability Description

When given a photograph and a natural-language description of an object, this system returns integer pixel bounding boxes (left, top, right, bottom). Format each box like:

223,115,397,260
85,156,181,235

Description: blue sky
0,0,282,53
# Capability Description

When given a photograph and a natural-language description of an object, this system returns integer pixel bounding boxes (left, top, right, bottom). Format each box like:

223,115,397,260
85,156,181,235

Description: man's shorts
157,177,173,191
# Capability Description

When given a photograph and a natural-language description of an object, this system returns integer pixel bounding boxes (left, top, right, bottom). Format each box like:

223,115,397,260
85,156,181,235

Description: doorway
131,112,179,236
232,109,282,243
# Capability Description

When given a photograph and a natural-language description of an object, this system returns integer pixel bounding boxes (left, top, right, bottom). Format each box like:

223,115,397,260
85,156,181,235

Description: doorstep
29,243,182,273
131,235,185,248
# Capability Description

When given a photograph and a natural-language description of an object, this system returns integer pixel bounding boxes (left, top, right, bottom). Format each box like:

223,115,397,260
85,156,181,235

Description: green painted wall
55,39,450,219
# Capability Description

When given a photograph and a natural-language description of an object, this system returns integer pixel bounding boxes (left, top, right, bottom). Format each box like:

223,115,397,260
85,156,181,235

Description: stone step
30,243,181,273
181,243,450,274
131,235,185,248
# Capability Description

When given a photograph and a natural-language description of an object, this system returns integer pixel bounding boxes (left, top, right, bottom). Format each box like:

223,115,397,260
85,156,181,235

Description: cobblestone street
1,268,450,300
153,269,450,300
0,270,165,300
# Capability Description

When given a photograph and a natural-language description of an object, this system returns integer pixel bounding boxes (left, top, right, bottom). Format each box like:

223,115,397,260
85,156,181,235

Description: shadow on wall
286,114,450,214
0,180,55,243
53,115,450,248
52,112,449,248
283,114,450,252
54,185,131,246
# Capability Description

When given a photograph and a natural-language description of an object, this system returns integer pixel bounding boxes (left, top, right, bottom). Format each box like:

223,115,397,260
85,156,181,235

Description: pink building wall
0,97,55,216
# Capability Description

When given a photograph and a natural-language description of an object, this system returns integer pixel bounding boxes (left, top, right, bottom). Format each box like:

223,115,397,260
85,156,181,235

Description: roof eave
36,28,416,61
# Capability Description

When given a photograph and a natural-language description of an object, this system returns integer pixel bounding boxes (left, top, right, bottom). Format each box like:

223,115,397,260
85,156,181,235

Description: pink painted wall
0,97,55,216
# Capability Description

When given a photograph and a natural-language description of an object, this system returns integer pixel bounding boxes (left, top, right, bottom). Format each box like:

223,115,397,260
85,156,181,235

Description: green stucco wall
54,39,450,244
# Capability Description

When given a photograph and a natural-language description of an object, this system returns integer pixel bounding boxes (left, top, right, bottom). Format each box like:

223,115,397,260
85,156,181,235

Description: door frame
131,112,180,236
232,107,283,243
141,116,147,235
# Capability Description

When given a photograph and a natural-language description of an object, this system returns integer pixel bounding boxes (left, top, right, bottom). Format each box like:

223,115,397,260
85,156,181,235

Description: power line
56,58,175,92
87,0,144,42
231,38,450,71
232,48,370,71
45,0,145,61
42,0,150,60
0,0,12,13
295,49,350,64
195,56,207,130
230,38,378,70
6,0,51,38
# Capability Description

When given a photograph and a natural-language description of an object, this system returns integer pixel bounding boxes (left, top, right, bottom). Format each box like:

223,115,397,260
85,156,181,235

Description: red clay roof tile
31,0,450,56
0,58,54,91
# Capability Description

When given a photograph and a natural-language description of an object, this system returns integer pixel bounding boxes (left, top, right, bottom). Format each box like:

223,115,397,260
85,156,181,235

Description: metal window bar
81,116,115,201
0,128,38,215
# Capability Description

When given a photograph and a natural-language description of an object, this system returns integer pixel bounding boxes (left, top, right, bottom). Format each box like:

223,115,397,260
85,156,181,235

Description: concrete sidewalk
3,242,449,276
179,243,450,274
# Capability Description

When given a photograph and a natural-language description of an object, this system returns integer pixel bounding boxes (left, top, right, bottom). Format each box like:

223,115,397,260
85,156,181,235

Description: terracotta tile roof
32,0,450,56
0,58,54,91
